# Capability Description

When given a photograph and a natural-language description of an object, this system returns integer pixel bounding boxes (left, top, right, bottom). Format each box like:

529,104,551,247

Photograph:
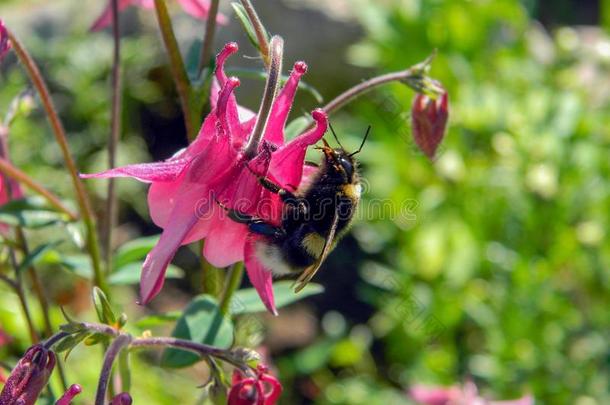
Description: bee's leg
216,199,285,238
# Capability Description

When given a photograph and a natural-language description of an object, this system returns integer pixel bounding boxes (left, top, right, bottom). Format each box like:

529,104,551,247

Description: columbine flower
82,42,328,314
409,381,534,405
0,344,56,405
228,365,282,405
55,384,83,405
91,0,228,31
0,20,10,61
411,88,449,159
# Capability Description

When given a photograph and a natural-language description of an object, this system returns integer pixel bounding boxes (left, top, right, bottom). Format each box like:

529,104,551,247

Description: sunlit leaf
161,295,233,368
230,281,324,315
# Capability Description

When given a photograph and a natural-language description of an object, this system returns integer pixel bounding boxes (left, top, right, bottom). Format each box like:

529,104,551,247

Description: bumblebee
222,126,369,292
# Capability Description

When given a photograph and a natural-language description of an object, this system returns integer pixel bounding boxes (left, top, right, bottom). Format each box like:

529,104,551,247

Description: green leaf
161,295,234,368
17,242,62,273
84,333,109,346
284,116,311,140
134,311,182,329
108,262,183,285
59,254,94,279
0,197,70,228
113,235,160,269
92,286,117,325
231,2,264,52
230,281,324,315
54,331,90,360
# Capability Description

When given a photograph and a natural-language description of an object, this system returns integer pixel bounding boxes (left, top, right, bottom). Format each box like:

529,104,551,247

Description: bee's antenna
349,125,371,156
328,123,345,150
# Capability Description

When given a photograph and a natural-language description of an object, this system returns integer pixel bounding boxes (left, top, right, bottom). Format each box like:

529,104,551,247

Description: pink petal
216,77,242,144
408,385,459,405
80,159,189,183
203,217,248,267
244,235,277,315
176,0,228,24
90,0,132,32
268,109,328,189
263,61,308,146
140,187,203,303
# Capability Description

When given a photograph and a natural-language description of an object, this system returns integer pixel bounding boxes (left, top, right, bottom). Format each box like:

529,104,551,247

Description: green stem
0,157,78,220
239,0,270,67
153,0,197,140
243,36,283,159
219,262,243,314
198,0,220,76
8,30,107,295
95,335,132,405
200,240,222,297
5,250,39,343
104,0,122,276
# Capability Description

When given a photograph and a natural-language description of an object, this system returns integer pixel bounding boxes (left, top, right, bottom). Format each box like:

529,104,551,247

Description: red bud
411,90,449,159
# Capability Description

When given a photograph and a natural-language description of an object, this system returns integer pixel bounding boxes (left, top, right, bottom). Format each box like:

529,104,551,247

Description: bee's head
317,124,370,183
320,138,357,183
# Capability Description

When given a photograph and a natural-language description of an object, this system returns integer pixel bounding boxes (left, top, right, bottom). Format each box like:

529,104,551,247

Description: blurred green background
0,0,608,404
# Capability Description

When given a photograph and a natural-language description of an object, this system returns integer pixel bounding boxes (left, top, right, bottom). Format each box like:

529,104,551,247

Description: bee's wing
294,208,340,292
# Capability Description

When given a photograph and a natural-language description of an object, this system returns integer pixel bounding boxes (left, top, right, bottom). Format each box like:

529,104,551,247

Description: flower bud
0,344,56,405
111,392,133,405
55,384,82,405
411,90,449,159
227,365,282,405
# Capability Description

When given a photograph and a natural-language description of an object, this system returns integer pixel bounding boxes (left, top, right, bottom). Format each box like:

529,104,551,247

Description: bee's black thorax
273,148,360,271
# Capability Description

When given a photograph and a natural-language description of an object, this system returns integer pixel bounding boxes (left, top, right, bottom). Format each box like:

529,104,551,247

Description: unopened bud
0,344,56,405
111,392,133,405
411,90,449,159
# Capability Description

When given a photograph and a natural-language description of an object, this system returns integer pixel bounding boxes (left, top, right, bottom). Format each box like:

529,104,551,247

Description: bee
221,125,370,292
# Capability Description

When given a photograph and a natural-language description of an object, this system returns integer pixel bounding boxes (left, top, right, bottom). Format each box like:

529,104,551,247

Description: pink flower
228,364,282,405
55,384,83,405
90,0,228,32
409,381,534,405
411,89,449,159
0,344,56,405
0,20,10,61
82,42,328,314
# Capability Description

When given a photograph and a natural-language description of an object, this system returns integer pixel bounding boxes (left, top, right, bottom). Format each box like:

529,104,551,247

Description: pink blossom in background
0,20,11,61
82,42,328,314
90,0,227,32
0,126,24,235
409,381,534,405
228,364,282,405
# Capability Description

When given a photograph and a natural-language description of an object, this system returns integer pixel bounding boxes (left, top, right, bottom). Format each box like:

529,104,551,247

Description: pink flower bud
228,365,282,405
55,384,83,405
0,344,56,405
111,392,133,405
411,90,449,159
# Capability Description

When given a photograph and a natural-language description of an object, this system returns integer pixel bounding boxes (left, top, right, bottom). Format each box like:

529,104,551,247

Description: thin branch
0,158,78,220
105,0,123,276
8,30,107,294
153,0,196,140
239,0,270,66
198,0,220,76
95,334,132,405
